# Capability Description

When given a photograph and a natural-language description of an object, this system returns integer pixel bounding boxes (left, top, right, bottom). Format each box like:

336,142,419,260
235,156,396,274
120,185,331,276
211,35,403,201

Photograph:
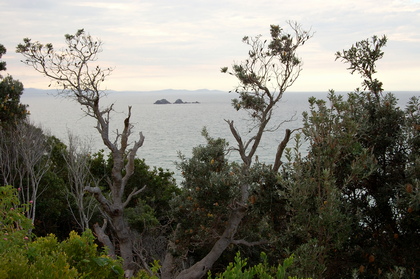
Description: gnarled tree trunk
175,205,247,279
17,30,147,276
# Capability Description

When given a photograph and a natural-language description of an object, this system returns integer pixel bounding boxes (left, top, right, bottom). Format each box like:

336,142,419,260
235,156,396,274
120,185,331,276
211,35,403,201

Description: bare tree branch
273,128,292,172
231,239,269,247
84,186,112,212
123,185,147,209
93,219,115,258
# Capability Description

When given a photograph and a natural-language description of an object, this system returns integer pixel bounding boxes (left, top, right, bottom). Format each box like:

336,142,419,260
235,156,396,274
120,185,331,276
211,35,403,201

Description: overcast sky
1,0,419,92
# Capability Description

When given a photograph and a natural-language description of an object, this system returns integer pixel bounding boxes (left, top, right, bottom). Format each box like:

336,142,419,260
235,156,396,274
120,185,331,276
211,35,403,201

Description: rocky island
154,99,200,104
154,99,171,104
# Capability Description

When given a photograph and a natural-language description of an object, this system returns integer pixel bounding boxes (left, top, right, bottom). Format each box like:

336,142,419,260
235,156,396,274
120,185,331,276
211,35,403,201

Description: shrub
0,186,123,278
207,252,311,279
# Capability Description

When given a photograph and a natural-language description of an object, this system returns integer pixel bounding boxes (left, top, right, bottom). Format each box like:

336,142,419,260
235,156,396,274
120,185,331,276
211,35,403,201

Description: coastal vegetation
0,23,418,278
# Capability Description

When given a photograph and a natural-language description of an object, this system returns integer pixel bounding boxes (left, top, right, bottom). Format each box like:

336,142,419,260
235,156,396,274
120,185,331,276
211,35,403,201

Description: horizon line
23,87,419,94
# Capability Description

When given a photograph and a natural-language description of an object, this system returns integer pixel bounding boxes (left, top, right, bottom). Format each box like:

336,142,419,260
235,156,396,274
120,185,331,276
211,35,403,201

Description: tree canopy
0,44,28,126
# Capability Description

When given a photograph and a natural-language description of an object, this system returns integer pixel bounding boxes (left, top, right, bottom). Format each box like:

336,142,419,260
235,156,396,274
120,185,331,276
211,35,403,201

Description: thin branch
231,239,269,247
84,186,112,213
123,185,147,209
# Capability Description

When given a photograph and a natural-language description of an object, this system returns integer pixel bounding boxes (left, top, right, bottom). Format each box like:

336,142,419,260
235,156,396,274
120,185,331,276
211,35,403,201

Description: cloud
1,0,419,91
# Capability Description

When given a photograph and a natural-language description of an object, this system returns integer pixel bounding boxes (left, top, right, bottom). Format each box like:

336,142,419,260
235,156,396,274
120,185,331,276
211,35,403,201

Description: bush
207,252,312,279
0,186,124,278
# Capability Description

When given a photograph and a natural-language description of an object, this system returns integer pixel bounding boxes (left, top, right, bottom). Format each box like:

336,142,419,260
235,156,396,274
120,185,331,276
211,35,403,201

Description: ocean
21,89,417,183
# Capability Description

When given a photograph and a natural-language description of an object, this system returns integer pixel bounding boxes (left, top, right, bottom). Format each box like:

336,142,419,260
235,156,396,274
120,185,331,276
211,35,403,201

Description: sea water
21,89,417,183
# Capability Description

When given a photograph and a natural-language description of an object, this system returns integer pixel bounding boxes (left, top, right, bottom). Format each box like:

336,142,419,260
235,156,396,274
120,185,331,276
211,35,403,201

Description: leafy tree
0,44,6,74
170,129,287,277
0,76,28,126
281,35,420,278
221,22,311,172
335,35,387,96
334,35,419,277
280,92,377,278
165,22,312,279
170,129,242,272
0,44,28,127
17,29,145,275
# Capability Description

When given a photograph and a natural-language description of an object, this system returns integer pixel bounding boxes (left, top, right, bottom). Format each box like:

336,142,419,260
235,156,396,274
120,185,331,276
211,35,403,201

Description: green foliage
0,131,87,240
283,90,419,278
0,186,124,278
222,22,311,122
5,27,418,279
172,128,288,269
0,43,6,74
279,34,420,278
60,230,124,278
0,75,28,127
279,91,372,276
124,157,179,227
124,200,159,232
208,252,311,279
0,231,124,278
0,44,28,126
0,186,33,247
1,125,49,231
173,128,238,251
33,135,78,239
335,35,387,95
88,150,179,232
131,260,160,279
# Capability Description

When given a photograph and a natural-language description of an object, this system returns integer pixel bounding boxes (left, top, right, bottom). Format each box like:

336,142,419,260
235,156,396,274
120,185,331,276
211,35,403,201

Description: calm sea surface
21,89,417,183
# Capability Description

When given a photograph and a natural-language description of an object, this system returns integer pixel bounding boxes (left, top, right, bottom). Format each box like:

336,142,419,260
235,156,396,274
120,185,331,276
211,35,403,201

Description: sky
1,0,419,92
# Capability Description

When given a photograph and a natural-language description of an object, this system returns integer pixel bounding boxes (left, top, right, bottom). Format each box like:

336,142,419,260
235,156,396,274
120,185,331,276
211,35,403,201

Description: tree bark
161,245,175,279
273,128,291,172
175,205,247,279
93,220,115,258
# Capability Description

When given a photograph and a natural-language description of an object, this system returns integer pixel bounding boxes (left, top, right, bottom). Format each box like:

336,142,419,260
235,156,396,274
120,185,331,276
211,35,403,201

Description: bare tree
17,122,51,224
17,29,145,275
172,22,312,279
63,132,99,232
0,127,20,186
0,121,51,225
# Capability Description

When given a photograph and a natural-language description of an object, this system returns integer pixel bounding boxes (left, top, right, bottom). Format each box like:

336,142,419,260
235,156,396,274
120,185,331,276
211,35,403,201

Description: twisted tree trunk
17,30,149,277
175,205,247,279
